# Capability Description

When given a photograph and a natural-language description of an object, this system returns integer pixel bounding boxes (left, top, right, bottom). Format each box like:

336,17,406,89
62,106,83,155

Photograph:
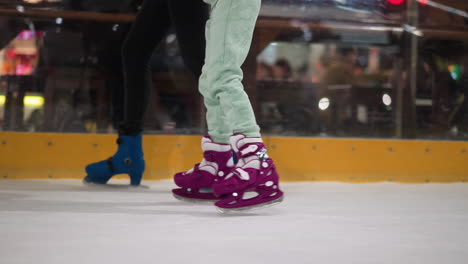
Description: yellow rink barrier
0,132,467,183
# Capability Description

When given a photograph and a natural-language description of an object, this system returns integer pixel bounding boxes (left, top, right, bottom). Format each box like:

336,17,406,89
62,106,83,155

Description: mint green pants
200,0,262,144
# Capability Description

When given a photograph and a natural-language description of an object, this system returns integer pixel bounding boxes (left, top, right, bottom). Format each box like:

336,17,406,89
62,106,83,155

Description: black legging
117,0,209,135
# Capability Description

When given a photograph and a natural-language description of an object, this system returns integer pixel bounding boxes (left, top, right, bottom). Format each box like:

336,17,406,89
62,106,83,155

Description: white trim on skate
230,134,263,152
241,145,259,156
199,165,217,175
230,134,245,152
242,138,263,145
199,160,218,175
203,142,231,152
235,168,250,180
226,159,234,168
202,136,231,152
237,156,259,169
201,136,211,146
241,159,261,171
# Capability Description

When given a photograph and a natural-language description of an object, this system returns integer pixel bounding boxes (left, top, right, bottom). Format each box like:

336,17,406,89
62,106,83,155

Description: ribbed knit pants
200,0,262,143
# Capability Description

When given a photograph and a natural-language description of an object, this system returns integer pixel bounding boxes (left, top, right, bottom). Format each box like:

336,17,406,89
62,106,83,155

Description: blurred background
0,0,467,140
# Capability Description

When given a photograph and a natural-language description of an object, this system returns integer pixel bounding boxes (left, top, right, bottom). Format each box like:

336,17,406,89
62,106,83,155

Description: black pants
116,0,209,135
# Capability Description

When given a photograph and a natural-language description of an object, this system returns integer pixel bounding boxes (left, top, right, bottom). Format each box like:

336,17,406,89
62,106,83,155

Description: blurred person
172,0,284,211
256,61,273,80
322,47,357,85
320,48,358,135
84,0,209,186
1,46,17,75
272,58,293,80
296,63,311,83
309,56,330,83
257,61,283,132
25,109,43,132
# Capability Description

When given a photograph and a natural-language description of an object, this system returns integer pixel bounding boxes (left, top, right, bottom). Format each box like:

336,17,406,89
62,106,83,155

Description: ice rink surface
1,179,468,264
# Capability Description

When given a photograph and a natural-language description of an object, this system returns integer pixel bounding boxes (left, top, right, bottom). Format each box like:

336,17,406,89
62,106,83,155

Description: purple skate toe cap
173,172,187,187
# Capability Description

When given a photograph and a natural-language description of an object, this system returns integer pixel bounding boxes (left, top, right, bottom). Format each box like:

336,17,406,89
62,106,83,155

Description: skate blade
83,180,149,189
172,193,219,203
216,195,284,213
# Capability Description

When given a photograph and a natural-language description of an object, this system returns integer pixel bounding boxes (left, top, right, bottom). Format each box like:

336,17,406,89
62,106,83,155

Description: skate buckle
256,148,269,161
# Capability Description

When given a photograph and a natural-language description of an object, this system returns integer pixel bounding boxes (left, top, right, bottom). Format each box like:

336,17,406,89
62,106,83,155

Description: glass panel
0,0,466,141
257,42,397,138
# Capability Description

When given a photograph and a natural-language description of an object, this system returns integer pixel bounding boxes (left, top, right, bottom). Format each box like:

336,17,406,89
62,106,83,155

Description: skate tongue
230,134,245,152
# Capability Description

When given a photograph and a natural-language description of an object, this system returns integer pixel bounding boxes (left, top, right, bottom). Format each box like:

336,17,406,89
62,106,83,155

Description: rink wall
0,132,467,183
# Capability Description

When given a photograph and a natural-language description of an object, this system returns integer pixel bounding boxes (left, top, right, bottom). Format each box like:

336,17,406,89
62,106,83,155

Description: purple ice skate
212,134,284,212
172,137,234,202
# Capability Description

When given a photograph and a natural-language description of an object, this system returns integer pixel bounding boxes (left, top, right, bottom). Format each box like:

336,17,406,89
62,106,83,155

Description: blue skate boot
84,133,145,186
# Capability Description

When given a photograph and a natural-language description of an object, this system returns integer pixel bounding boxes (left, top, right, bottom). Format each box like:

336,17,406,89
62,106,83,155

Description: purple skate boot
172,137,234,202
212,134,284,212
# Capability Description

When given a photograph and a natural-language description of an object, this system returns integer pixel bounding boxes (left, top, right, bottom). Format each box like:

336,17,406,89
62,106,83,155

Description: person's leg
200,0,261,140
169,0,210,132
172,7,234,201
120,0,172,135
197,15,232,144
169,0,209,78
202,0,284,211
84,0,172,186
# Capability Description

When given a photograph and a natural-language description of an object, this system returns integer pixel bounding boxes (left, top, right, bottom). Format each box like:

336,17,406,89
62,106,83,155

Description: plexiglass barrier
0,0,467,140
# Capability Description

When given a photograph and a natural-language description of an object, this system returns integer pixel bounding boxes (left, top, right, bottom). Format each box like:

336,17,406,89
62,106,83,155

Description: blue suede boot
84,133,145,186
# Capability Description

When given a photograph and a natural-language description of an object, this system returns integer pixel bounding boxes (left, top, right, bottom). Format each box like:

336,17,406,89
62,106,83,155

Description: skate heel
214,134,285,212
129,171,143,186
172,137,234,202
128,156,145,186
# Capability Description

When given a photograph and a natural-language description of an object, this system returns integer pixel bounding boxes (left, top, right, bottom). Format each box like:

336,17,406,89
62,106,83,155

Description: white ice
1,179,468,264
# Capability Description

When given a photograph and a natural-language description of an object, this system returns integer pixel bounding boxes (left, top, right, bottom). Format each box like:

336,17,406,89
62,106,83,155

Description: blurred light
24,96,44,107
19,30,35,40
55,17,63,25
166,34,176,44
0,95,5,105
387,0,404,5
382,94,392,106
415,99,432,106
23,0,42,3
112,24,119,32
16,5,25,12
403,25,423,37
318,98,330,111
417,0,468,19
448,65,461,81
